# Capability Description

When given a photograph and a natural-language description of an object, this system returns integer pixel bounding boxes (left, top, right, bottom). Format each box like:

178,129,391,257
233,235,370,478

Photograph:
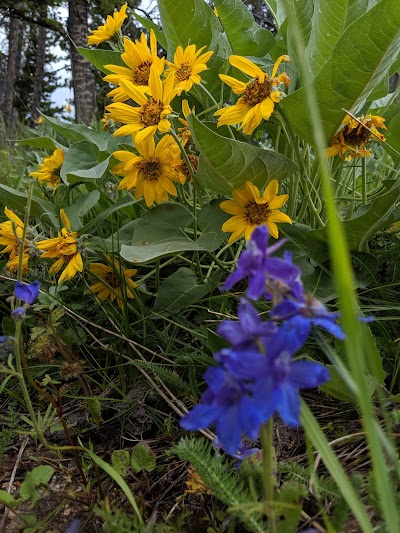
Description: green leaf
214,0,275,56
344,179,400,249
264,0,286,29
0,490,19,509
16,137,57,150
120,202,228,263
385,112,400,160
77,47,125,74
281,0,400,145
112,450,131,477
60,141,111,185
20,465,54,507
130,444,156,473
80,195,139,234
154,267,218,312
276,481,307,533
304,0,348,78
345,0,369,27
63,190,101,230
131,11,168,50
0,184,57,227
188,114,297,195
42,114,119,152
157,0,229,99
85,448,143,523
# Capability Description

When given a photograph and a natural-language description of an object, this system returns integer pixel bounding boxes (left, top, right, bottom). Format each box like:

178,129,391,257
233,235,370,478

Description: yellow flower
177,99,193,146
214,55,290,135
213,7,219,17
105,61,177,143
64,103,72,113
87,3,128,46
104,30,163,102
112,134,182,206
0,208,30,272
33,115,44,125
89,257,138,309
327,114,386,161
220,180,291,243
166,44,213,95
36,209,83,284
29,147,64,189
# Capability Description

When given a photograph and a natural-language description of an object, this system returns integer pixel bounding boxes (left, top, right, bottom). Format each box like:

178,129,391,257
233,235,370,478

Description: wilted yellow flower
327,114,386,161
29,147,64,189
36,210,83,284
113,134,182,206
220,180,291,243
0,208,30,273
215,55,290,135
89,257,138,309
166,44,213,95
105,61,177,143
104,30,163,102
87,3,128,46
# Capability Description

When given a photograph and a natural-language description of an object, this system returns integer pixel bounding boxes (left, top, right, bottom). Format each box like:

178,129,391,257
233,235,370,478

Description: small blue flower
271,294,345,341
11,307,26,321
180,367,275,454
222,226,300,300
217,298,277,350
14,281,40,305
212,437,259,462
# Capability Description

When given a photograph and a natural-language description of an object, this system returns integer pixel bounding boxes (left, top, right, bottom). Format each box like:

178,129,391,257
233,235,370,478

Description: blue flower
271,294,345,340
14,281,40,305
217,298,277,350
222,226,300,300
11,307,26,321
180,367,275,454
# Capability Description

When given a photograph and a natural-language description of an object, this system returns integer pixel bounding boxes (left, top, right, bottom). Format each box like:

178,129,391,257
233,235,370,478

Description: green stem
260,419,276,532
361,157,367,205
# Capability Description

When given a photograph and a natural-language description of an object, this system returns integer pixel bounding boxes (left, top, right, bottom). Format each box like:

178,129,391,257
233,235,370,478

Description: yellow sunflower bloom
104,30,163,102
166,44,213,95
87,3,128,46
89,258,138,309
112,134,182,206
29,147,64,189
0,207,30,273
214,55,290,135
220,180,291,243
105,61,177,143
36,209,83,284
327,114,386,161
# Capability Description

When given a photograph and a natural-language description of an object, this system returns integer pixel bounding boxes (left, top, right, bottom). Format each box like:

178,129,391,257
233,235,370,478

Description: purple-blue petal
180,403,218,431
215,404,242,455
277,384,301,427
288,361,330,388
311,317,345,340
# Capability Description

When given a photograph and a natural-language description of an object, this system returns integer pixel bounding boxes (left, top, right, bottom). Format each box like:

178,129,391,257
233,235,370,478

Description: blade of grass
282,1,399,530
301,403,373,532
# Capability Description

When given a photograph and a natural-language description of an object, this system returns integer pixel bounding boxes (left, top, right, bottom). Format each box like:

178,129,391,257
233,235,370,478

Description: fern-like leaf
172,437,265,533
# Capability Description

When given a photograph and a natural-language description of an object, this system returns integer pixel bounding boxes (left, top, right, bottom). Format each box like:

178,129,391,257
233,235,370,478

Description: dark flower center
104,270,120,288
242,77,272,106
139,99,164,126
179,154,199,179
132,61,152,86
244,201,271,225
342,122,372,146
139,157,162,181
175,62,192,82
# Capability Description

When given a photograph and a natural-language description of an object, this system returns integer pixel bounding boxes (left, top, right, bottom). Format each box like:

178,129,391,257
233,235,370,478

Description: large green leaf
188,113,297,195
0,184,57,227
63,191,101,231
80,195,139,234
131,11,168,50
42,114,120,152
77,47,125,75
60,141,111,185
120,202,228,263
213,0,275,56
264,0,286,29
157,0,229,99
154,267,217,312
16,137,57,150
304,0,348,78
384,111,400,160
281,0,400,145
